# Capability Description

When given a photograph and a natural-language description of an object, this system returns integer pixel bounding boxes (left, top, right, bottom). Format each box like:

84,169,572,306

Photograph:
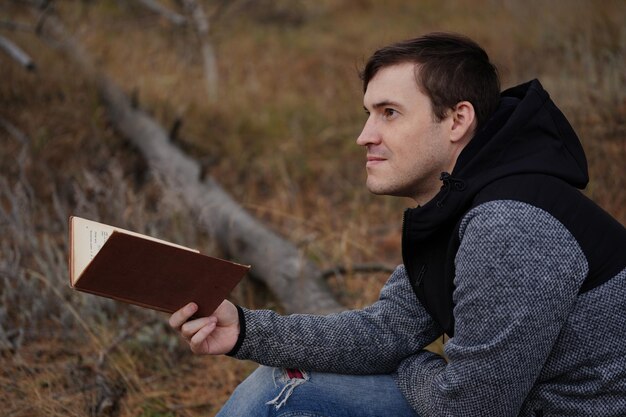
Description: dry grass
1,0,624,415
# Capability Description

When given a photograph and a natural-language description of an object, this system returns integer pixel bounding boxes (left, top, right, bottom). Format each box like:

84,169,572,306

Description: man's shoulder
469,174,624,238
468,174,617,236
473,174,581,208
458,174,581,238
464,174,626,294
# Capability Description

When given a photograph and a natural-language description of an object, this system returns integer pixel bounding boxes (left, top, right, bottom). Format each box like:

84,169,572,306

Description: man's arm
171,265,443,375
394,200,589,416
231,265,442,374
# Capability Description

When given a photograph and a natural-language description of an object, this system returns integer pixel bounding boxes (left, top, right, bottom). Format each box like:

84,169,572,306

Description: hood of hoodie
401,79,589,335
404,79,588,233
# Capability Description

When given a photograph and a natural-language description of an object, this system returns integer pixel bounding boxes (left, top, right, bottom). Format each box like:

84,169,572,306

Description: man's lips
366,155,386,167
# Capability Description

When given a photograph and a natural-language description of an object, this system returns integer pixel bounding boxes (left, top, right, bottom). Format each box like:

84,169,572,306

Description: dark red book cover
71,231,249,317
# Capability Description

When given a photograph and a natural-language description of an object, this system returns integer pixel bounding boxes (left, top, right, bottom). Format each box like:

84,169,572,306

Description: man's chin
366,179,415,199
366,180,396,196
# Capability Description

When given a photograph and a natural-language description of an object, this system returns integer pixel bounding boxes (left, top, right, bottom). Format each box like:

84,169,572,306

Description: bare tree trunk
37,14,343,315
182,0,218,102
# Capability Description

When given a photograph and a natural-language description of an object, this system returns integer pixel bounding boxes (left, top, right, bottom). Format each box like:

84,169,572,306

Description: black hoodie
402,79,626,336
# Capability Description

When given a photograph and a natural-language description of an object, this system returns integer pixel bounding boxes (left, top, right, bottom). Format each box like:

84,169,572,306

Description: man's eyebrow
364,100,404,111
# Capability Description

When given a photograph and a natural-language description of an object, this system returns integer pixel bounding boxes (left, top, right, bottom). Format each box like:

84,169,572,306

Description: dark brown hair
360,32,500,128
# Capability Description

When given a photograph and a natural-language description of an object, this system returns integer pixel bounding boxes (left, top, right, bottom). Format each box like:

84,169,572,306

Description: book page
70,216,198,285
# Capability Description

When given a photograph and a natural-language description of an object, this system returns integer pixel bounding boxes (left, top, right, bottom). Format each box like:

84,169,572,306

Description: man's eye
383,108,398,119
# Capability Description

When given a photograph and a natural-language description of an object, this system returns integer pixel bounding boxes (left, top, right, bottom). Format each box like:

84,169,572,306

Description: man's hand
168,300,240,355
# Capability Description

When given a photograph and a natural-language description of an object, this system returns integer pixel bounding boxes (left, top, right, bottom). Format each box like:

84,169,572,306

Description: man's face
357,62,456,203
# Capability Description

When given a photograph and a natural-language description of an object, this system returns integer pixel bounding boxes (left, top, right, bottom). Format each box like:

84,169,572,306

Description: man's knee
216,366,310,417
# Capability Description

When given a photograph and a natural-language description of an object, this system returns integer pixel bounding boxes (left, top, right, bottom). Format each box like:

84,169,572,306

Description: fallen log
37,14,343,315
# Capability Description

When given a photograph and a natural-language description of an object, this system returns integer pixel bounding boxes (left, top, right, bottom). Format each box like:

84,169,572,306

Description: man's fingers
168,302,197,329
189,321,216,354
181,316,217,339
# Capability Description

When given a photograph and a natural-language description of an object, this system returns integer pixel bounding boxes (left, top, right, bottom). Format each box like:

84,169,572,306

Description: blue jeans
216,366,420,417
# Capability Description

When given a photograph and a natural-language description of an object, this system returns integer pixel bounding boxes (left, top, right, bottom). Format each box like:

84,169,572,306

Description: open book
69,216,250,317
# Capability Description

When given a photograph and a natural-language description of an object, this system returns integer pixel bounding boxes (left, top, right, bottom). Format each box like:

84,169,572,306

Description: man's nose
356,118,380,147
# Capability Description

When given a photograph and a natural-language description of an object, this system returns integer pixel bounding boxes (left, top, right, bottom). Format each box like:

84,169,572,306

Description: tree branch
0,19,34,32
322,263,396,279
0,35,36,71
135,0,187,27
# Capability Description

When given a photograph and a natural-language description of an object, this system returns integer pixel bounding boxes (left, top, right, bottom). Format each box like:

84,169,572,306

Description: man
169,33,626,416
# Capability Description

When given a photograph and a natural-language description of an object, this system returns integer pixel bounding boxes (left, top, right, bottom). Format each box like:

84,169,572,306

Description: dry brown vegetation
1,0,624,416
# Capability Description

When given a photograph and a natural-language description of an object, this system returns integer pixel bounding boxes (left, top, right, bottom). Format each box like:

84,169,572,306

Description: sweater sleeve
230,265,442,374
394,200,589,416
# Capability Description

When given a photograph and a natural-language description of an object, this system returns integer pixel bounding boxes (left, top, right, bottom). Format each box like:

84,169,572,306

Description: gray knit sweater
232,200,626,416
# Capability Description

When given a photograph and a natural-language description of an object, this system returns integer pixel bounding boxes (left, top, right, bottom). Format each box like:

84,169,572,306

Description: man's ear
449,101,476,143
